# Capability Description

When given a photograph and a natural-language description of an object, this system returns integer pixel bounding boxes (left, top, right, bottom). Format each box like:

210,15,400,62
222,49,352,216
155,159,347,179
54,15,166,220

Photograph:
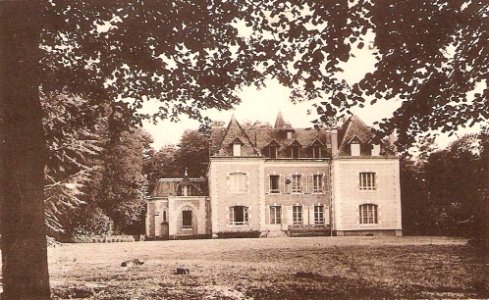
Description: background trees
1,0,488,298
401,131,489,244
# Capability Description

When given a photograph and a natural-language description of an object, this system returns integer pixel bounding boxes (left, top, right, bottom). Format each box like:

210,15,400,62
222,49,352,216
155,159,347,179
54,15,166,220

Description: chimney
331,128,338,156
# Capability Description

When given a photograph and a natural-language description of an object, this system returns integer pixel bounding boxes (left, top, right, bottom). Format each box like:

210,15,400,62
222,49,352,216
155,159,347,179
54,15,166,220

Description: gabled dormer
308,138,325,158
214,115,260,157
347,136,362,156
288,139,302,159
263,139,280,159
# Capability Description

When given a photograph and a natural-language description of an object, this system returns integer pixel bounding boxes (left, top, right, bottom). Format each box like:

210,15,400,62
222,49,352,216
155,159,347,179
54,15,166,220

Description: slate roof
210,112,394,159
211,113,333,158
151,177,208,197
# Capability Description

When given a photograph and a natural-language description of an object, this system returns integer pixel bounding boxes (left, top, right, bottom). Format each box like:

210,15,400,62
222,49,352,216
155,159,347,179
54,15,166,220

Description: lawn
41,236,489,299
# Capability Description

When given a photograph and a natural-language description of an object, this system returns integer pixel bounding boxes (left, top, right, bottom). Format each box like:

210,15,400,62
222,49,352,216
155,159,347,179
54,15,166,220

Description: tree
41,93,103,237
176,130,209,177
96,127,151,234
2,1,266,297
143,145,180,194
2,0,488,297
0,2,51,299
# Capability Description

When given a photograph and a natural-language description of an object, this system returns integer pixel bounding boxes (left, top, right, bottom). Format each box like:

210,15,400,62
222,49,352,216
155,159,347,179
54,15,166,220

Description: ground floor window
230,206,249,225
292,206,302,225
314,205,324,225
270,206,282,224
359,204,378,224
182,210,192,228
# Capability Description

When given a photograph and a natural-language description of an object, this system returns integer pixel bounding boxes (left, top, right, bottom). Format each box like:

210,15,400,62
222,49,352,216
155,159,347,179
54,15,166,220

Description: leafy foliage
402,131,489,243
144,129,209,194
41,93,103,234
95,127,152,234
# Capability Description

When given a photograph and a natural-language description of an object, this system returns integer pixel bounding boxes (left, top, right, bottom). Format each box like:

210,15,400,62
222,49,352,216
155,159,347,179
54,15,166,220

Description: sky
142,31,482,152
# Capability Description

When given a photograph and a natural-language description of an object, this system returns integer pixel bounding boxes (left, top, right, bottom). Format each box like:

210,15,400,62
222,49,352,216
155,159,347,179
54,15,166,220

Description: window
182,211,192,228
270,206,282,224
293,206,303,225
314,205,324,225
162,211,167,222
359,204,378,224
229,172,247,193
233,143,241,156
291,146,300,158
313,174,323,193
312,146,322,158
269,175,280,193
291,175,302,193
287,132,293,139
181,185,192,196
359,172,376,190
269,145,277,159
350,142,360,156
371,144,381,156
230,206,248,225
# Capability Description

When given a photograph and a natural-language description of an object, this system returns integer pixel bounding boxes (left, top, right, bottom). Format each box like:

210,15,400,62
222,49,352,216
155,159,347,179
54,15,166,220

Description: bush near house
216,231,262,239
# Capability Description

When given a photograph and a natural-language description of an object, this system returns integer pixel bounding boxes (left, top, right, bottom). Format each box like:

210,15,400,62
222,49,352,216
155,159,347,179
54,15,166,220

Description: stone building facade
145,174,211,239
146,112,402,239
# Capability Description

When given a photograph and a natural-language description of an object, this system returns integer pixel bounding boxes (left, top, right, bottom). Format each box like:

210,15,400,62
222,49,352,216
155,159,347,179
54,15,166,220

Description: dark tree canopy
1,0,488,298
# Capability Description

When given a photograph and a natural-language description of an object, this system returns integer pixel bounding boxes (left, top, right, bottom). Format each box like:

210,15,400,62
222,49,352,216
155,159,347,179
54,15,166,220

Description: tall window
270,206,282,224
359,204,378,224
313,174,323,193
182,211,192,228
269,145,277,159
292,206,303,225
230,206,249,225
312,146,322,158
314,205,324,225
233,143,241,156
269,175,280,193
291,175,302,193
291,146,300,158
162,211,167,222
229,172,247,193
359,172,376,190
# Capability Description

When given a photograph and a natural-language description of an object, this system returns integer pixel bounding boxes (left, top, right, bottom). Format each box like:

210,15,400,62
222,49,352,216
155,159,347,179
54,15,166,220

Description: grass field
44,236,488,299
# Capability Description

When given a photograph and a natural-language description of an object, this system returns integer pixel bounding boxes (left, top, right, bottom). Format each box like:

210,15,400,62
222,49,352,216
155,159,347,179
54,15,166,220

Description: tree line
402,129,489,249
1,0,487,298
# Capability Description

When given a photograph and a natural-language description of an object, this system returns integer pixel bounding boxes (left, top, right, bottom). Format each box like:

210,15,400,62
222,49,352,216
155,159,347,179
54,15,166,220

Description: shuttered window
230,206,249,225
313,174,323,193
270,206,282,224
292,206,303,225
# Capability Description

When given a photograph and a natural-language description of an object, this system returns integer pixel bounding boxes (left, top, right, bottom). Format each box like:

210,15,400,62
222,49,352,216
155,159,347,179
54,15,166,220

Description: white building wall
209,158,265,235
332,158,402,234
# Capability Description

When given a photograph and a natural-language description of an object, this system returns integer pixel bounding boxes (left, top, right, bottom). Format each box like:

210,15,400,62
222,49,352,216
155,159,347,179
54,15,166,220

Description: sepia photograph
0,0,488,299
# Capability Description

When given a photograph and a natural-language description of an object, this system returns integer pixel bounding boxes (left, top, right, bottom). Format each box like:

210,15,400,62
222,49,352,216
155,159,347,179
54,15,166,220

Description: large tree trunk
0,1,51,299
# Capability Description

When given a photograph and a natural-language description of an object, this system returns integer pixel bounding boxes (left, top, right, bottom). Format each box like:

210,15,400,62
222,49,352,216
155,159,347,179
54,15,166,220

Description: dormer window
291,146,300,158
181,185,192,196
233,143,241,156
269,145,277,159
312,146,322,158
350,141,360,156
371,144,380,156
287,132,293,139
